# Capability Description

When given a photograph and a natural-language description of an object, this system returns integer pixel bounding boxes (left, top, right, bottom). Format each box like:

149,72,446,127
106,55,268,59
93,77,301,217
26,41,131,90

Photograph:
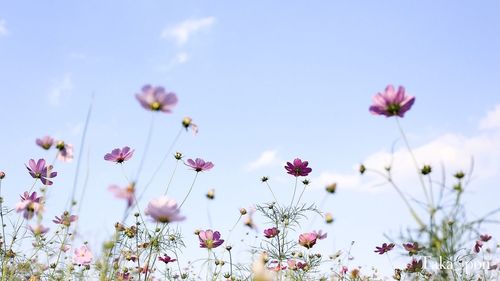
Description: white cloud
0,19,8,36
246,150,281,171
479,104,500,130
161,17,215,45
174,52,189,64
48,73,73,106
313,105,500,193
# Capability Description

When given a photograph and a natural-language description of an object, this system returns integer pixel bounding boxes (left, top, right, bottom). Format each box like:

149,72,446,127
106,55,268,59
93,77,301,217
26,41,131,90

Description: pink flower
403,242,422,256
25,159,57,185
108,184,135,207
28,224,50,236
104,146,134,163
56,141,74,162
158,254,177,264
136,85,178,113
73,245,93,266
263,227,279,238
313,230,327,240
474,240,484,253
15,191,43,220
287,259,307,271
480,234,492,242
53,212,78,227
36,136,54,150
374,242,395,254
144,197,185,223
185,158,214,172
298,232,317,249
285,158,312,177
369,85,415,117
198,229,224,249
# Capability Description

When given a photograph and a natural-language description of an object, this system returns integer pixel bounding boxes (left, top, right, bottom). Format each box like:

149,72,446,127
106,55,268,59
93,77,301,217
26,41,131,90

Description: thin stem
0,180,6,281
163,160,179,196
179,173,199,209
265,181,280,208
395,118,431,207
135,113,156,184
289,177,298,207
295,184,307,207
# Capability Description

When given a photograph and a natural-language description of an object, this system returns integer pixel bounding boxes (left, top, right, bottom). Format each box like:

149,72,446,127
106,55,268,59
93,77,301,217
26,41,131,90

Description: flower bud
421,165,432,175
239,208,247,215
174,152,183,160
325,183,336,194
0,171,5,179
359,164,366,175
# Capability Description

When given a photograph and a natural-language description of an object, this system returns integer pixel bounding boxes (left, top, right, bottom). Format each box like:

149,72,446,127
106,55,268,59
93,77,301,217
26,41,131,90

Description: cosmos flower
182,117,199,134
369,85,415,117
480,234,492,242
474,240,483,253
374,242,395,254
144,197,185,223
28,224,50,236
53,212,78,227
36,136,54,150
403,242,422,256
25,159,57,185
313,230,328,240
406,258,423,273
104,146,134,163
56,141,74,163
263,227,279,238
108,183,135,207
158,254,177,264
198,229,224,249
15,191,43,220
73,245,93,266
136,85,178,113
298,232,318,249
185,158,214,172
285,158,312,177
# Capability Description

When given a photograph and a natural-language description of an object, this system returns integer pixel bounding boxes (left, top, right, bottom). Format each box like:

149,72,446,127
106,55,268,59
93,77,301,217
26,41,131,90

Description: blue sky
1,0,500,276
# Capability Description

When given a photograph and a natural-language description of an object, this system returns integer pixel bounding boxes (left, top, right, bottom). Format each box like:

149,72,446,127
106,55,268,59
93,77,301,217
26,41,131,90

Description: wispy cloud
161,17,216,46
246,150,281,171
174,52,189,64
479,104,500,130
0,19,8,36
48,73,73,106
313,105,500,192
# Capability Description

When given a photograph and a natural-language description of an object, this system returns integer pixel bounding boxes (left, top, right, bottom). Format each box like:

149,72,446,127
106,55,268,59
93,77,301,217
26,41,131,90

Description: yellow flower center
151,102,161,111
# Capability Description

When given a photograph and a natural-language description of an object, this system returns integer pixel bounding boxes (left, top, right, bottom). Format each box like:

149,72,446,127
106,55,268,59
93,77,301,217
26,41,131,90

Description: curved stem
289,177,298,207
179,173,199,209
135,113,156,184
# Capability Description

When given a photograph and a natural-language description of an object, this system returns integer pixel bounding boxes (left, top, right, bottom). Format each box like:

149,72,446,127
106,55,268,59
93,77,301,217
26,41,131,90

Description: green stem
289,177,298,207
179,173,199,209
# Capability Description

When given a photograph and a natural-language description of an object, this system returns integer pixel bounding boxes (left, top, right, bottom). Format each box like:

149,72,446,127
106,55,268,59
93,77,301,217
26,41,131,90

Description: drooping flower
53,211,78,227
73,245,93,266
198,229,224,249
374,242,395,254
244,207,257,230
285,158,312,177
104,146,134,163
15,192,43,219
369,85,415,117
108,183,135,207
185,158,214,172
474,240,483,253
182,117,199,134
263,227,279,238
56,141,74,162
144,197,185,223
158,254,177,264
403,242,422,256
25,159,57,185
298,232,318,249
28,224,50,236
136,85,178,113
36,136,54,150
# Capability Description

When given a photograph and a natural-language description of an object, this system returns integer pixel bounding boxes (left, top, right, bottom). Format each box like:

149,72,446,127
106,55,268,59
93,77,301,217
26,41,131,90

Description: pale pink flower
108,184,135,207
73,245,93,266
136,85,178,113
56,141,74,162
144,197,185,223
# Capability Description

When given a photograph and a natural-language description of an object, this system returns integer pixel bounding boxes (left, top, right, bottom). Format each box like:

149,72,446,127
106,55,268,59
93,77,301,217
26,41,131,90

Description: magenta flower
185,158,214,172
158,254,177,264
136,85,178,113
474,240,484,253
298,232,318,249
108,184,135,207
104,146,134,163
53,212,78,227
144,197,185,223
285,158,312,177
73,245,93,266
403,242,422,256
29,224,50,236
480,234,492,242
15,191,43,220
25,159,57,185
374,242,395,254
406,258,423,273
56,141,74,163
198,229,224,249
369,85,415,117
264,227,280,238
36,136,54,150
